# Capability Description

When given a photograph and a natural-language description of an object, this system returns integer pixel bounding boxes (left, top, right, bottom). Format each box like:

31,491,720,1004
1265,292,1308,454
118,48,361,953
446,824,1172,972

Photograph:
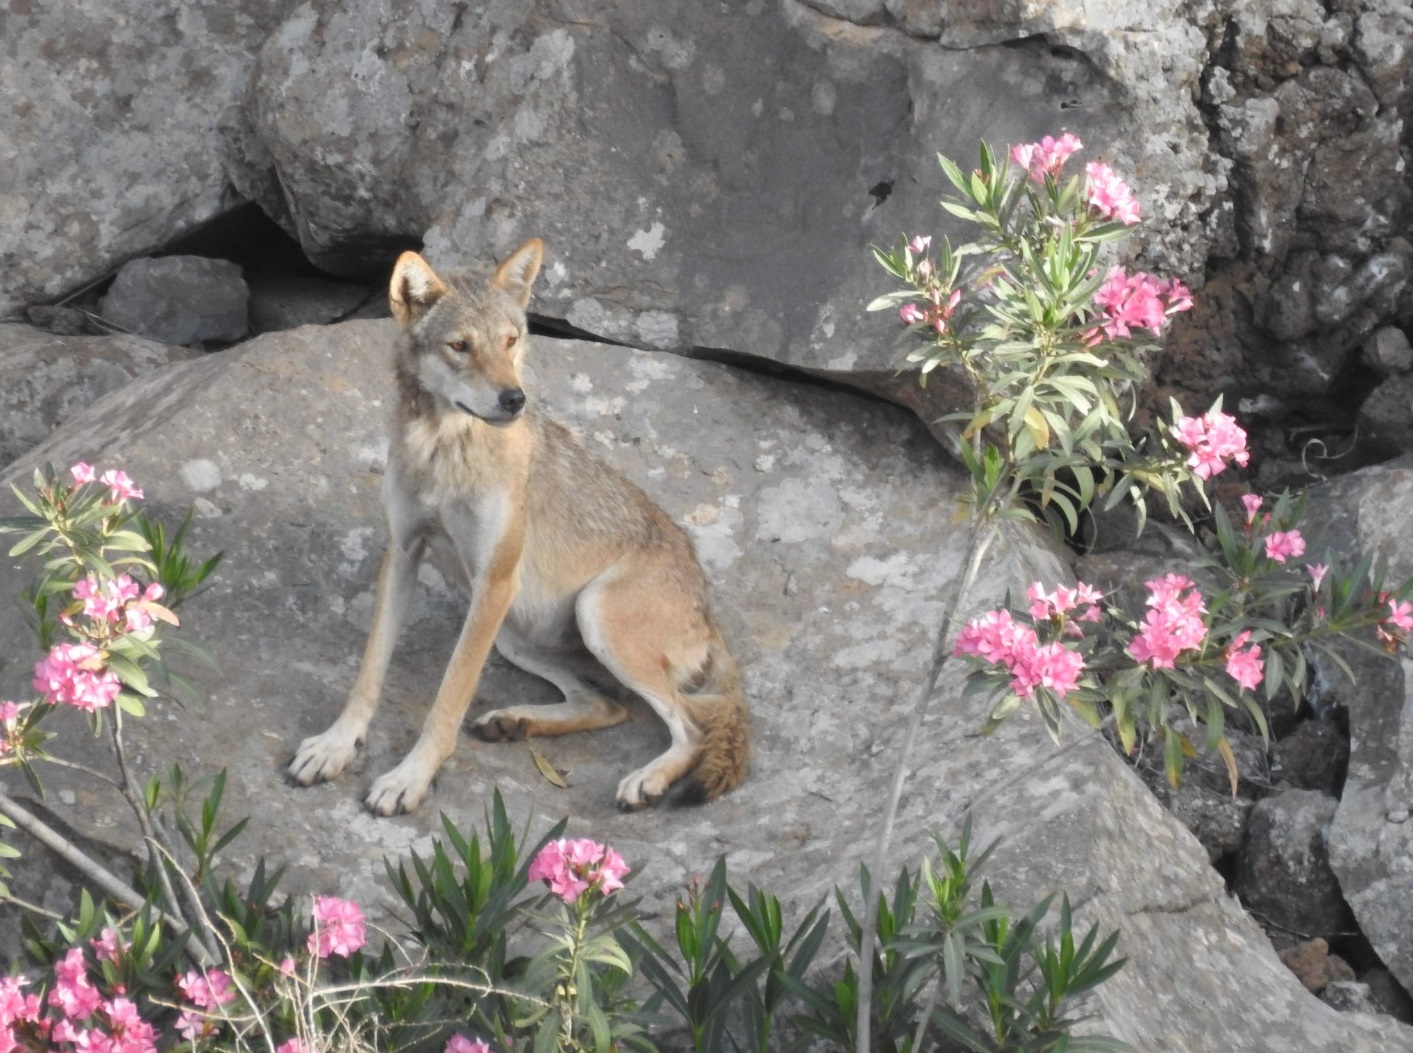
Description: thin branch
0,785,211,962
855,509,1001,1053
106,712,219,962
0,892,66,922
35,754,124,789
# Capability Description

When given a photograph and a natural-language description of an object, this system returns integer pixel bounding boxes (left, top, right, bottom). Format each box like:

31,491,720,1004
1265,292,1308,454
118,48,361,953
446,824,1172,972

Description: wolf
287,238,750,816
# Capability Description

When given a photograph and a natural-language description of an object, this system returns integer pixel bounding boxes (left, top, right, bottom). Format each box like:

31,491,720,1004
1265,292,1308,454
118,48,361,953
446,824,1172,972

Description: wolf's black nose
499,388,526,414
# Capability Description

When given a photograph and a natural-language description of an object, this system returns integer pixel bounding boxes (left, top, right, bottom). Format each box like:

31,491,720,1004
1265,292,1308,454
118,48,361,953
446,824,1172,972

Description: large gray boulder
98,256,250,346
239,0,1202,421
1235,788,1348,937
1302,460,1413,996
237,0,1413,417
0,0,299,317
0,321,1407,1050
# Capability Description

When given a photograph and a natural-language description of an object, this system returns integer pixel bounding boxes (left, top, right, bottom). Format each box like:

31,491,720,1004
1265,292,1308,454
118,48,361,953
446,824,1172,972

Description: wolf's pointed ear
389,252,449,326
491,238,544,308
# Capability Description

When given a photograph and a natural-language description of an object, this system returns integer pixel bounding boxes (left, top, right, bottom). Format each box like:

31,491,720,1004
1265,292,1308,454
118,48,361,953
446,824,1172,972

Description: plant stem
854,507,1001,1053
559,899,591,1052
0,785,212,963
106,712,219,963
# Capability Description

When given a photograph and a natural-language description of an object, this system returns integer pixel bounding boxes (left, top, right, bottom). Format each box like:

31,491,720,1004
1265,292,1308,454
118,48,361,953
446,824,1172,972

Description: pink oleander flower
908,235,931,254
955,609,1030,665
1159,277,1193,314
308,896,366,959
529,838,631,903
278,956,297,978
920,286,962,335
1092,266,1192,341
90,929,125,965
0,976,42,1029
899,302,926,326
122,583,165,634
1241,494,1262,525
1171,408,1250,481
0,703,19,723
1387,598,1413,634
70,463,97,485
1224,631,1265,692
445,1034,494,1053
1264,530,1306,564
1083,162,1140,224
1126,575,1208,670
956,605,1087,699
1008,640,1086,699
73,574,143,627
1307,563,1329,590
275,1040,308,1053
1025,581,1104,630
177,969,236,1010
103,996,157,1053
176,1009,214,1044
1011,132,1083,181
99,469,143,503
49,948,103,1021
33,643,121,712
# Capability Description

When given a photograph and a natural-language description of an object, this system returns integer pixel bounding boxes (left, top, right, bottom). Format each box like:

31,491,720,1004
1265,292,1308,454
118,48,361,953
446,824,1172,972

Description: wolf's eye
448,340,468,353
506,334,518,348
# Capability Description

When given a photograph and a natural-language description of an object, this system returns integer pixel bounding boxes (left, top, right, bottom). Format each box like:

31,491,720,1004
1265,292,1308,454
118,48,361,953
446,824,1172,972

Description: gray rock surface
0,324,194,468
1358,374,1413,456
98,256,250,346
1303,461,1413,995
0,0,298,316
1272,718,1349,796
1148,778,1253,862
247,273,374,334
1362,326,1413,377
1236,788,1349,937
0,321,1408,1050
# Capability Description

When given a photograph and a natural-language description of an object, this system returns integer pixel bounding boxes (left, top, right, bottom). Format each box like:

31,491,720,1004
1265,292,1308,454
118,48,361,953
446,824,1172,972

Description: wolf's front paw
615,766,670,811
364,759,434,816
287,728,361,786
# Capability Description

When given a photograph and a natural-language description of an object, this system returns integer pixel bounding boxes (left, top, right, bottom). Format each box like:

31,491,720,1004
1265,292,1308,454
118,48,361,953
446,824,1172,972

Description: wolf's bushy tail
680,625,750,803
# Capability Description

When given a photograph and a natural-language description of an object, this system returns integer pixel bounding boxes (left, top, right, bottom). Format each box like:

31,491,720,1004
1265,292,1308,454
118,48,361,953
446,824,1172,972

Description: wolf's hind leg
470,623,628,740
575,573,710,810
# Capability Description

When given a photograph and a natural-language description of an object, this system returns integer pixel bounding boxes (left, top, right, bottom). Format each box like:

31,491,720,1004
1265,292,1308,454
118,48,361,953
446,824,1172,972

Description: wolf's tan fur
287,239,749,815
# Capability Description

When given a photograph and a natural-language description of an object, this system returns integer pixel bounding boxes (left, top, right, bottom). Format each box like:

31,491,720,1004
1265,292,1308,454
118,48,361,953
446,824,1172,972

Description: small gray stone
1362,327,1413,376
99,256,249,346
1323,981,1380,1015
1357,374,1413,455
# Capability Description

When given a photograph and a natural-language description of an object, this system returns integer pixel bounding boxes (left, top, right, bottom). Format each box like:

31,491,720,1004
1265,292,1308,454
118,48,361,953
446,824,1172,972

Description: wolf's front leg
364,564,519,815
288,543,419,786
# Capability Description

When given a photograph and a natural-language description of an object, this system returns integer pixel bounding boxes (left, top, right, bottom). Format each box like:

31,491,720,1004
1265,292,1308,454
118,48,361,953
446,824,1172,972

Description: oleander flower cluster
0,946,159,1053
953,605,1088,701
1091,267,1193,342
307,895,366,959
1171,409,1251,481
528,837,630,903
19,464,172,721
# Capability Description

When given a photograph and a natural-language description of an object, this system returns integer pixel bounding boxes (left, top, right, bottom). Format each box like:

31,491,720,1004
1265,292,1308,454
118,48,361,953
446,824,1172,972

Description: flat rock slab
0,323,1407,1051
0,324,195,468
